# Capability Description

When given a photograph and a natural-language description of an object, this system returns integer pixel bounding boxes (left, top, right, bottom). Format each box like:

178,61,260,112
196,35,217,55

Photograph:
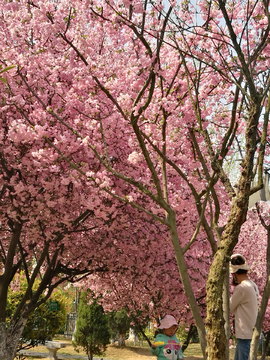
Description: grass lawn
18,339,241,360
18,341,203,360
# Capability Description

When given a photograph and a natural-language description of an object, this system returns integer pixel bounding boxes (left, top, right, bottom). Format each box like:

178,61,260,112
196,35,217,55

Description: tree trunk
205,182,251,359
0,319,27,360
182,325,198,352
88,347,93,360
206,262,230,360
249,283,270,360
260,330,270,360
0,222,26,360
205,103,261,360
205,250,229,360
223,269,230,360
168,210,207,359
118,333,126,346
250,226,270,360
128,328,138,345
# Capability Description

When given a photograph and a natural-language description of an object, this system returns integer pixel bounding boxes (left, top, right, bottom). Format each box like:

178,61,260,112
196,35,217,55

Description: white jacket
230,279,259,339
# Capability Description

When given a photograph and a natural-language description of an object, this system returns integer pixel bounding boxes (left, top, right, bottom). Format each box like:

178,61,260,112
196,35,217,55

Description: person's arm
230,286,245,313
151,343,161,356
151,335,164,356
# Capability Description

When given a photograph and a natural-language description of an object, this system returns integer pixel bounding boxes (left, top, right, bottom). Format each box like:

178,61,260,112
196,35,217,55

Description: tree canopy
1,0,270,359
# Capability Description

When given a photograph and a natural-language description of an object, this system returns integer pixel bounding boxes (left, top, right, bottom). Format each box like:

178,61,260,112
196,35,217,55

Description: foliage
59,283,80,315
73,292,111,360
6,273,69,350
144,326,156,343
108,309,131,345
176,324,191,344
1,0,270,359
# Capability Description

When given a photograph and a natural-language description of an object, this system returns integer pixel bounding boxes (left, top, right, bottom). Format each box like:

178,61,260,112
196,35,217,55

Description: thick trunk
168,211,207,359
0,222,25,360
205,104,261,360
0,222,22,324
205,256,235,360
0,318,27,360
205,250,228,360
223,269,230,360
205,180,251,359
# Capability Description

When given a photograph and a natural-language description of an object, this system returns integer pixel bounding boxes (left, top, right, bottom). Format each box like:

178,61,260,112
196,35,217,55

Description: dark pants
234,339,251,360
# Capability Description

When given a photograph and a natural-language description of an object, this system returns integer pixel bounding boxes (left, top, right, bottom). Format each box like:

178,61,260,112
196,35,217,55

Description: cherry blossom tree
0,122,114,359
0,79,209,359
1,105,185,359
1,0,270,359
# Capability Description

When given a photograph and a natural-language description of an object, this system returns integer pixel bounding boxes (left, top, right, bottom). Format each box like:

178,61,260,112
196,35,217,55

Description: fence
64,312,77,337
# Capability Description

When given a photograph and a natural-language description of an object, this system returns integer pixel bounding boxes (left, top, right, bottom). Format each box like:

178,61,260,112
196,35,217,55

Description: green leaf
0,77,7,84
0,65,15,74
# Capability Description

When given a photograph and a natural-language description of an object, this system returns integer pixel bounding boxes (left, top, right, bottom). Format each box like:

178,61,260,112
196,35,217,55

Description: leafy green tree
19,296,67,348
6,273,69,351
73,293,110,360
108,309,131,346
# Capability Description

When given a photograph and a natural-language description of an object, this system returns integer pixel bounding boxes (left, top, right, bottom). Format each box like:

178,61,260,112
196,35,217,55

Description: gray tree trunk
168,211,207,359
0,319,27,360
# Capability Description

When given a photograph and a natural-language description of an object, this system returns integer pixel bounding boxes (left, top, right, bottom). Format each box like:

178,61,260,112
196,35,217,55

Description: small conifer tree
73,292,110,360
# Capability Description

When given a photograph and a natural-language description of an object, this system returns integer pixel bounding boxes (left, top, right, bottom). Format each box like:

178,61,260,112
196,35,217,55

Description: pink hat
158,315,178,329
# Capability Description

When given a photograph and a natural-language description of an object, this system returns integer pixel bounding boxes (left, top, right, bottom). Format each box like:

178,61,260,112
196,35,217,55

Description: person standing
230,254,260,360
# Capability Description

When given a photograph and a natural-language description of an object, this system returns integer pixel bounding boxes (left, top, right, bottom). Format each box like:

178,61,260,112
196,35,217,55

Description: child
151,315,184,360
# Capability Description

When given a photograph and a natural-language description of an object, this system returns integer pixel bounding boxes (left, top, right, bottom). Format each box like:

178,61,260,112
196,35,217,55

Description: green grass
183,343,204,357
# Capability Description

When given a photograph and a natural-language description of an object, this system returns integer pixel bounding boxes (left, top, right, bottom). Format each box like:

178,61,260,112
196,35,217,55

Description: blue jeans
234,339,251,360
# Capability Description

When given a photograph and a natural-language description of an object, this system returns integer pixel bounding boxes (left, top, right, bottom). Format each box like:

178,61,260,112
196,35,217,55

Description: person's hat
229,254,250,273
158,315,178,329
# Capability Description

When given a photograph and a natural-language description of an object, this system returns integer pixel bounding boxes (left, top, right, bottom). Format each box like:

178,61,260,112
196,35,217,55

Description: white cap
229,254,250,273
